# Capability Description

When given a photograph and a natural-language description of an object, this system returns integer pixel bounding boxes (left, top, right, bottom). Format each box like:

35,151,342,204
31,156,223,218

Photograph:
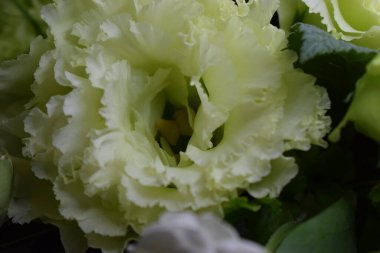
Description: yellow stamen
156,119,180,146
174,108,193,136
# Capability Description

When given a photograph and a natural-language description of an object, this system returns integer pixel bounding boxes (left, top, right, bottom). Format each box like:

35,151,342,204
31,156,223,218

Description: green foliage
0,0,48,61
288,23,377,65
224,196,298,245
370,183,380,208
281,22,380,253
0,154,13,225
274,194,356,253
223,196,261,215
288,23,377,127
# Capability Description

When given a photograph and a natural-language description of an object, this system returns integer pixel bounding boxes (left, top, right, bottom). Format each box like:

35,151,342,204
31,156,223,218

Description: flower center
154,75,225,162
156,105,193,154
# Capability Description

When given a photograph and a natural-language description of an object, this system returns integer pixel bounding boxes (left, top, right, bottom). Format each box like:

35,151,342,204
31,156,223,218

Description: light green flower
285,0,380,49
278,0,325,32
2,0,330,252
330,54,380,143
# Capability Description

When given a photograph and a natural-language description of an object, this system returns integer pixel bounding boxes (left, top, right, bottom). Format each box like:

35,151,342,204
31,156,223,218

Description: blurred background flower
278,0,380,50
330,54,380,143
129,212,267,253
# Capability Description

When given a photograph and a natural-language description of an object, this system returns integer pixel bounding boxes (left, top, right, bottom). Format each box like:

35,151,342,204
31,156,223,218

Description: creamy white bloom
1,0,330,252
130,212,268,253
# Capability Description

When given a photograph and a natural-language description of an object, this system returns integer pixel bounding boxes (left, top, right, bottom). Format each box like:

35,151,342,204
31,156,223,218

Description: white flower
1,0,330,252
130,212,267,253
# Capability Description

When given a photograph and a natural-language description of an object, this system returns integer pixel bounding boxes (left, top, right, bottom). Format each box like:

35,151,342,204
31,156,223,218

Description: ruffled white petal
4,1,331,252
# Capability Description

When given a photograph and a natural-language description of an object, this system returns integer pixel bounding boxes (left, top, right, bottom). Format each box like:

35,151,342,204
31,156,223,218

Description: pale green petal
31,49,71,108
0,37,52,158
303,0,360,40
0,36,51,96
302,0,380,48
336,0,378,31
353,26,380,50
0,36,52,160
248,156,298,198
246,0,279,26
50,220,88,253
24,96,67,180
8,157,60,223
41,1,96,47
86,233,127,253
278,0,305,31
54,178,127,236
278,69,331,150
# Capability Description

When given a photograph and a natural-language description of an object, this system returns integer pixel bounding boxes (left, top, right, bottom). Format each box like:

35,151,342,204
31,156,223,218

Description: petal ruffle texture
4,0,330,252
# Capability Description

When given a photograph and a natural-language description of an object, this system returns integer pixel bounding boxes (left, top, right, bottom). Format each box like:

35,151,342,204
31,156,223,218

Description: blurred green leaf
356,197,380,253
225,196,298,245
274,194,356,253
10,0,47,37
266,221,299,252
223,196,261,215
369,183,380,207
0,154,13,225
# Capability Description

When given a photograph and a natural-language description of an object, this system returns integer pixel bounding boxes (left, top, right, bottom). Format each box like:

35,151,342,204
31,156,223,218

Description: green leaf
223,196,261,215
0,154,13,225
274,194,356,253
288,23,377,65
266,221,299,252
10,0,47,38
287,23,377,127
224,197,297,245
370,183,380,208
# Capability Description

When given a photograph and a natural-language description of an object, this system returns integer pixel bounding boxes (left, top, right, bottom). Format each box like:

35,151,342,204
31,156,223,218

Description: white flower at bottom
130,212,267,253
